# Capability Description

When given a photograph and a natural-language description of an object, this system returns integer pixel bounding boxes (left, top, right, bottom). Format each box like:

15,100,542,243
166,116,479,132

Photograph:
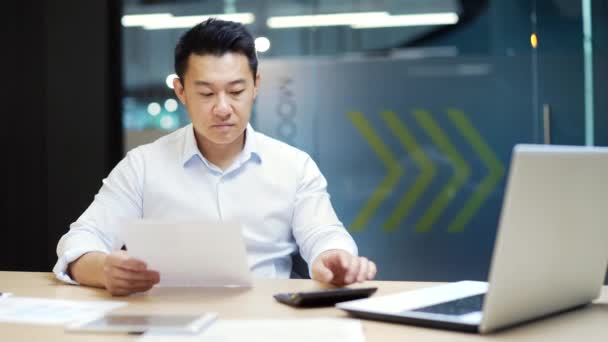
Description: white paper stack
0,297,126,325
139,318,366,342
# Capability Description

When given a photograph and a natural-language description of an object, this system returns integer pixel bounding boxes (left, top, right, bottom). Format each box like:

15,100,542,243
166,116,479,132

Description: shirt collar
240,123,261,165
181,123,261,167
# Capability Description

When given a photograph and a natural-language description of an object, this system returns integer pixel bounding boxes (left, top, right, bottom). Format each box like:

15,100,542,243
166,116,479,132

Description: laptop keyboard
409,293,485,316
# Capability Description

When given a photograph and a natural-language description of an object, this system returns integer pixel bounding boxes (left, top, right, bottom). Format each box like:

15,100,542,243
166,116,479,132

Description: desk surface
1,271,607,341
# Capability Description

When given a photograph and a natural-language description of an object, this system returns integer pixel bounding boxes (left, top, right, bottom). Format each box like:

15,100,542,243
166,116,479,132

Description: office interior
2,0,607,286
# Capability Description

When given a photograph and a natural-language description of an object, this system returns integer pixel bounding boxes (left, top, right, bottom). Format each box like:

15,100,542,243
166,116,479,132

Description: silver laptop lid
481,144,608,333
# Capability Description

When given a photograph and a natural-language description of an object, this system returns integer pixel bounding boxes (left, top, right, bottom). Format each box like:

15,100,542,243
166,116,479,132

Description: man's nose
213,93,231,117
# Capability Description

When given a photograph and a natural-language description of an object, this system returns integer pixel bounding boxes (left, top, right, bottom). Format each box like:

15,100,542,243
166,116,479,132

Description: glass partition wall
121,0,606,281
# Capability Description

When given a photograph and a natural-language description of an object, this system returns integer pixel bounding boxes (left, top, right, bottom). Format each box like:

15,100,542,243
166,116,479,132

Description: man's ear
173,77,186,104
253,73,261,99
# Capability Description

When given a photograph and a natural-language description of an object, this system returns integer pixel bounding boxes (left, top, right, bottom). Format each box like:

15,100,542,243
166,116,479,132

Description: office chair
290,252,310,279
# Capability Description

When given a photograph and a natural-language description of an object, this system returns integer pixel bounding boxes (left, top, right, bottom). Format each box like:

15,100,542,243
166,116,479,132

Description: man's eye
231,90,244,96
200,93,213,97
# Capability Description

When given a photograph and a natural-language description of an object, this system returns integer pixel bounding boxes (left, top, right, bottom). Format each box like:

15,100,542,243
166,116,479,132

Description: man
54,19,377,296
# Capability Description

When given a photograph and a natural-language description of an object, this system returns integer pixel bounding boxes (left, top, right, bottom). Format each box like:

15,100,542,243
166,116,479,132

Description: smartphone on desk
273,287,377,307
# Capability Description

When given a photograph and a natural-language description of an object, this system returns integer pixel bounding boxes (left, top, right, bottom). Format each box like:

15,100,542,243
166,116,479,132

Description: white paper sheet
0,292,12,299
0,297,126,325
138,318,366,342
122,220,252,287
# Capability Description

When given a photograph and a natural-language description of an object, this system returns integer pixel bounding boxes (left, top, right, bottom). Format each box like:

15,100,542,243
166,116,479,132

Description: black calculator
273,287,377,307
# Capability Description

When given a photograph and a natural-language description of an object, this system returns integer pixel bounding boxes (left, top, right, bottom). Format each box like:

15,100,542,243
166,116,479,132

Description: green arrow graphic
446,109,505,233
381,111,436,232
347,112,403,232
412,109,470,233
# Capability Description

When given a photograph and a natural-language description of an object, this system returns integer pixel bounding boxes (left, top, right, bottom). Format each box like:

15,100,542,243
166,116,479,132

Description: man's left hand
311,249,377,285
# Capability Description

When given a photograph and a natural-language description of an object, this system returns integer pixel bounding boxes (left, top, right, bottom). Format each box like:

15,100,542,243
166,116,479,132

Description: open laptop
337,144,608,333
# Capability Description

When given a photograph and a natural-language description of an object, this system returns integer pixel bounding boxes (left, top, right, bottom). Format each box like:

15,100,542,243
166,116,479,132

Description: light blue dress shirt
54,123,357,284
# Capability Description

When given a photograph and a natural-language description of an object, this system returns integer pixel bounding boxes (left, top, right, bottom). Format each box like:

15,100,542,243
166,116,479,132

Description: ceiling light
122,13,255,30
142,13,255,30
164,99,178,112
165,74,177,89
147,102,161,116
255,37,271,52
351,12,459,29
267,12,388,29
121,13,172,27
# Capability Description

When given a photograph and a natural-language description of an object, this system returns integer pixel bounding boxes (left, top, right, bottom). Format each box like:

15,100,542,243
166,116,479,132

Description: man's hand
102,251,160,296
311,249,377,286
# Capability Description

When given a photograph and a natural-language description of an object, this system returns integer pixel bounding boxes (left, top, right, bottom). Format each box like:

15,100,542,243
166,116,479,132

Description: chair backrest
290,252,310,279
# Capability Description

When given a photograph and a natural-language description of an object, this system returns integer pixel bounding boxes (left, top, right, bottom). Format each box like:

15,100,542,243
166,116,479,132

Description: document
0,297,126,325
138,318,366,342
122,220,252,287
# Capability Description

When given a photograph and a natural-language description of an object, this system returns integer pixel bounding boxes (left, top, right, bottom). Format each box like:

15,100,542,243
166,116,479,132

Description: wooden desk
1,272,607,341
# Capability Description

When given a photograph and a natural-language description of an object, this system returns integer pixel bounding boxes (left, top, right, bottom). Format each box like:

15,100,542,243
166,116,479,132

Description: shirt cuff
53,248,107,285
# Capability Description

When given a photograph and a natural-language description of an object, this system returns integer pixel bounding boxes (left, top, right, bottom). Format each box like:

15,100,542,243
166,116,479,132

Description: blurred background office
2,0,606,282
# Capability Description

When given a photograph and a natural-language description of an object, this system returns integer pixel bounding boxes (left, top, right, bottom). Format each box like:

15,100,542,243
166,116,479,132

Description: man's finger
107,267,155,282
130,284,156,293
343,256,360,284
148,271,161,283
115,258,147,272
367,261,377,280
357,257,369,282
337,252,349,269
109,277,157,290
110,284,151,296
322,251,348,271
106,252,147,272
313,263,334,283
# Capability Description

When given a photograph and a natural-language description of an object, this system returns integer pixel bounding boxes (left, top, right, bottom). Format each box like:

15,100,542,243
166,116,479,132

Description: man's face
173,52,259,150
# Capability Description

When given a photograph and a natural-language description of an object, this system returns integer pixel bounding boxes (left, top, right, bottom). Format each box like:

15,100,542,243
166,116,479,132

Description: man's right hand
68,251,160,296
102,251,160,296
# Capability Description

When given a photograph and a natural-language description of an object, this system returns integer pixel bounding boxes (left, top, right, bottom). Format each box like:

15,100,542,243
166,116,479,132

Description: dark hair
174,18,258,83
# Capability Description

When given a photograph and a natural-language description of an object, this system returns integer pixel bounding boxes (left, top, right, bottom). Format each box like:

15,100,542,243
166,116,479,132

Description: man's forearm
68,252,107,289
